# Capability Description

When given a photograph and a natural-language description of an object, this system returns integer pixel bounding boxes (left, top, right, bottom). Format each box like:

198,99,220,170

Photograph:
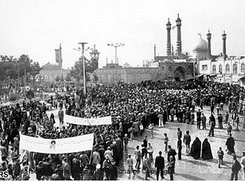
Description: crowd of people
0,80,244,180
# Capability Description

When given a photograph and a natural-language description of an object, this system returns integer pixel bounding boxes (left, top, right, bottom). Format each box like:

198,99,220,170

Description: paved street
119,106,245,180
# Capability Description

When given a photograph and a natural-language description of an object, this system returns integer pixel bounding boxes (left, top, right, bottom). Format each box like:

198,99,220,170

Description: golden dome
193,35,208,53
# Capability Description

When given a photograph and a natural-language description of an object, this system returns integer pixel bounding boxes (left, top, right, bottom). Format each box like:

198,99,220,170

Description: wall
40,69,69,82
94,61,193,84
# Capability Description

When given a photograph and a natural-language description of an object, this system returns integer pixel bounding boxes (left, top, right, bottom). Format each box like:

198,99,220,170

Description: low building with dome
197,31,245,86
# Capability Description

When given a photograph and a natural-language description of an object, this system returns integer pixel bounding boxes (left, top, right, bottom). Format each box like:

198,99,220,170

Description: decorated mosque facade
196,31,245,85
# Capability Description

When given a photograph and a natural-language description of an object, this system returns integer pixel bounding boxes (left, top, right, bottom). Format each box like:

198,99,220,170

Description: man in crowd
226,134,235,155
155,151,165,180
240,151,245,180
134,145,141,171
183,131,191,155
217,147,224,168
123,134,129,152
231,155,241,180
167,145,177,173
208,114,215,137
196,109,201,129
177,138,182,160
201,113,207,129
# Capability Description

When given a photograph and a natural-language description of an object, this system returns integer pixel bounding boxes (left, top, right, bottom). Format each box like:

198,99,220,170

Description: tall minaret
222,31,227,59
90,45,100,69
154,44,156,61
176,14,182,57
207,30,212,58
166,18,172,57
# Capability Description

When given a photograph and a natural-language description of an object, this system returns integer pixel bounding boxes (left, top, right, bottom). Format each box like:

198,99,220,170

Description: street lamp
107,43,125,64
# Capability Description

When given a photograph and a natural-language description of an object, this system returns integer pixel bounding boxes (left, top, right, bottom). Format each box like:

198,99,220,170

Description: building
95,14,194,84
196,31,245,86
39,44,69,82
95,61,193,84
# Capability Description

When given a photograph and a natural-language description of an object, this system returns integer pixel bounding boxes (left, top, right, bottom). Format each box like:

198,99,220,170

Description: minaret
222,31,227,59
176,14,182,57
154,44,156,61
207,30,212,58
166,18,172,57
89,44,100,69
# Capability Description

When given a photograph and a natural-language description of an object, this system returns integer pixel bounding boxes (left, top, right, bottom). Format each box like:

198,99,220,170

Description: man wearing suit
167,145,177,173
155,151,165,180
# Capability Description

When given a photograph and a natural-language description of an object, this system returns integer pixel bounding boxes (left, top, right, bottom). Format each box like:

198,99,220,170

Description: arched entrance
174,66,185,81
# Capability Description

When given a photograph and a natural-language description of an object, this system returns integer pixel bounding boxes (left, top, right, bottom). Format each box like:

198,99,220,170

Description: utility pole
78,42,87,96
24,69,26,97
107,43,125,64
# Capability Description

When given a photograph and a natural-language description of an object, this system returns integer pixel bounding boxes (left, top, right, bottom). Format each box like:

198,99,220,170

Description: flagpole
89,134,95,166
24,69,26,97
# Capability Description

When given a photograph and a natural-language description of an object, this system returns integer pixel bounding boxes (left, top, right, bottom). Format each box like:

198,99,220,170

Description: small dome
193,36,208,53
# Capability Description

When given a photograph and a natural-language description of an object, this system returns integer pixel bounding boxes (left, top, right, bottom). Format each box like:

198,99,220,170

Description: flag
55,44,62,63
55,49,61,63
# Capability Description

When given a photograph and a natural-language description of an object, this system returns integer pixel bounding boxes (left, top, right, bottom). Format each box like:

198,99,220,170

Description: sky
0,0,245,69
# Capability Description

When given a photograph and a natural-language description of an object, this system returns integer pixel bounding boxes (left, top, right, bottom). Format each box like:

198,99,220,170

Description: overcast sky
0,0,245,68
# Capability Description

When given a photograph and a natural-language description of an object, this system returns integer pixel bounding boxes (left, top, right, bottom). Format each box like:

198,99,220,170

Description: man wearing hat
241,151,245,180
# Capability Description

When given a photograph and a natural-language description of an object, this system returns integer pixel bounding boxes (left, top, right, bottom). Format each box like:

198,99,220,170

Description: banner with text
65,114,112,126
20,133,94,154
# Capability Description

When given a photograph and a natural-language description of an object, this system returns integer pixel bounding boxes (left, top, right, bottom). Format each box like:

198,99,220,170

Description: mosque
95,14,245,86
194,31,245,86
95,14,194,84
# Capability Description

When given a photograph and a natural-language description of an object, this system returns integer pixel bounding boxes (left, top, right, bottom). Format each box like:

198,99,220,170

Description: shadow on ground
180,158,210,167
175,173,205,180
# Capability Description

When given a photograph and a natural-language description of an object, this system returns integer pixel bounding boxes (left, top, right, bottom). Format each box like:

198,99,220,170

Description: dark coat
155,155,165,169
109,164,118,180
232,160,241,174
201,138,213,160
167,148,176,162
190,137,201,159
92,169,104,180
226,136,235,153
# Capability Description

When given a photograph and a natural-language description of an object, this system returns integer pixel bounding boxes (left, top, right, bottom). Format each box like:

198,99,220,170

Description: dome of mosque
193,36,208,53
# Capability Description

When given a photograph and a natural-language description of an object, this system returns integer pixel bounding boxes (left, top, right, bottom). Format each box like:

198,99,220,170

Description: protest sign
19,133,94,154
65,114,112,126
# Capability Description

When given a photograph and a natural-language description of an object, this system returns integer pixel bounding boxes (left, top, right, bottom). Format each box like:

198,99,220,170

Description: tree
93,74,98,82
86,56,98,73
0,54,41,81
65,74,72,82
60,75,64,82
70,58,90,82
55,76,60,82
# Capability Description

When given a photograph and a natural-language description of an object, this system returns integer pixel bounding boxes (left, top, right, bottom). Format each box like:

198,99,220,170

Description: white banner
65,114,112,126
19,133,94,154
